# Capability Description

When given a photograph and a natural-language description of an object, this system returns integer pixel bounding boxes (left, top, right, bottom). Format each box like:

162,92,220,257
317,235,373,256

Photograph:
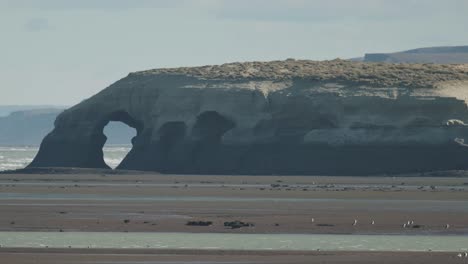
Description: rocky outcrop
29,59,468,175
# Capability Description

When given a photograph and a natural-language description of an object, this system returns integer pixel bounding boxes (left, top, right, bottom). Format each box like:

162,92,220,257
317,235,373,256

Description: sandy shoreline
0,248,465,264
0,172,467,263
0,173,467,234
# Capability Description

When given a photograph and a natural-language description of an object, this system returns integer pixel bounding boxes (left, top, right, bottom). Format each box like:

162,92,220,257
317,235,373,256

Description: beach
0,248,464,264
0,172,467,263
0,173,467,234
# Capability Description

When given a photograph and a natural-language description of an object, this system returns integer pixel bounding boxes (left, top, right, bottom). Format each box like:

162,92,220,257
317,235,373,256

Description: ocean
0,145,131,171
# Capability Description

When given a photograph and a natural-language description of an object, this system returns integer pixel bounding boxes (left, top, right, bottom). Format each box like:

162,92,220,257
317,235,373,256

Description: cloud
4,0,186,10
212,0,468,22
24,18,50,32
5,0,468,22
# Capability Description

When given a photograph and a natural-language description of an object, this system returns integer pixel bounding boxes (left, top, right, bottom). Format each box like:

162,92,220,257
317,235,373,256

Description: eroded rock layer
30,60,468,175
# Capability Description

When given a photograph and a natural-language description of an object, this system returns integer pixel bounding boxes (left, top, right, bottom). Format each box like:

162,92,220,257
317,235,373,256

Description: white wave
0,147,39,151
104,156,128,168
1,163,28,167
104,158,125,166
103,148,131,152
0,163,31,170
5,158,34,163
0,145,130,171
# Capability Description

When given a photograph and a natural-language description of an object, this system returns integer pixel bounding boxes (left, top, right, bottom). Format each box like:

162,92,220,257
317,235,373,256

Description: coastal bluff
29,59,468,175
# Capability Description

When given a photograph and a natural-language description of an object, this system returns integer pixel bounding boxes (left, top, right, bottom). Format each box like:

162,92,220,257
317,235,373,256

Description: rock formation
29,59,468,175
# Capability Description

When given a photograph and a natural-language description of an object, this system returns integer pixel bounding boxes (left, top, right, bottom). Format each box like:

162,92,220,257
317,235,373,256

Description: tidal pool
0,232,467,252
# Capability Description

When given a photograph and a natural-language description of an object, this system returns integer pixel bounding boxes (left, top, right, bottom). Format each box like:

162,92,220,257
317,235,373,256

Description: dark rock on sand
186,221,213,226
224,221,254,229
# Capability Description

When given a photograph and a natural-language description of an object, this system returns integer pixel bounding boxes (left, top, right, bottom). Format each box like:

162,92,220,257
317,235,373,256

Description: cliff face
29,60,468,175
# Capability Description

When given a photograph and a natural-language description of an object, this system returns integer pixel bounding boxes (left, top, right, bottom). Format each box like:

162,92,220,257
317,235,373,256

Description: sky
1,0,468,105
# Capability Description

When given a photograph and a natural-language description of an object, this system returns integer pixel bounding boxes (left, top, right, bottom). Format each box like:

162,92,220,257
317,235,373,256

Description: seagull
403,223,407,228
407,221,411,226
457,253,463,258
371,220,375,225
311,218,315,223
463,252,468,257
446,224,450,229
353,219,358,226
410,220,414,225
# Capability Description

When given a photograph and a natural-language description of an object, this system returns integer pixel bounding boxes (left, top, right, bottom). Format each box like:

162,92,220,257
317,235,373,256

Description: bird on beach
445,224,450,229
464,252,468,257
353,219,358,226
311,218,315,223
371,220,375,225
410,220,414,225
403,223,407,228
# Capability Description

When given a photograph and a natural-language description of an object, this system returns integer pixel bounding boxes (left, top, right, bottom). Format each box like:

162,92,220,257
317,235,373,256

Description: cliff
364,46,468,64
29,59,468,175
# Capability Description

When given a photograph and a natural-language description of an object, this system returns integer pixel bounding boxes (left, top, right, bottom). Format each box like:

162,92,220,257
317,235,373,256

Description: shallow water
0,145,131,171
0,192,467,214
0,232,467,252
0,146,38,171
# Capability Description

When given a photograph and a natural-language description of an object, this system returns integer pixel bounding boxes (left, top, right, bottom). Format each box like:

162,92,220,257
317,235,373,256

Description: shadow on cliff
118,111,238,173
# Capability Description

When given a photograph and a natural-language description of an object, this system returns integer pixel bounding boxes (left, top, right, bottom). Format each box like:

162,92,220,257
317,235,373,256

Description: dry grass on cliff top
134,59,468,88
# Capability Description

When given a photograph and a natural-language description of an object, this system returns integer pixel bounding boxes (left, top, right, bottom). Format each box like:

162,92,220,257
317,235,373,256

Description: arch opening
98,111,143,169
102,122,136,169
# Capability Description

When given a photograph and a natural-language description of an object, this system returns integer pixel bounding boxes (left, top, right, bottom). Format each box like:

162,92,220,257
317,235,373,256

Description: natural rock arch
29,109,144,169
29,60,468,175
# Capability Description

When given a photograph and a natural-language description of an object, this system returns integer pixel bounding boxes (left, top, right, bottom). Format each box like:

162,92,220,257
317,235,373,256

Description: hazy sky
1,0,468,105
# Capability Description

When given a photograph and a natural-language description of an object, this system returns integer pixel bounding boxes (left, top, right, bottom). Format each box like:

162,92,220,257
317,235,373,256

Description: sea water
0,145,131,171
0,232,467,252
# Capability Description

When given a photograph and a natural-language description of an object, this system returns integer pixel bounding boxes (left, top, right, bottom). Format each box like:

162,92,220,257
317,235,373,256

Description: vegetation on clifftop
133,59,468,88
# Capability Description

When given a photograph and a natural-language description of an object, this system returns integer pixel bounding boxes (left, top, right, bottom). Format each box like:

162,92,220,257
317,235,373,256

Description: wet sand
0,173,467,234
0,248,465,264
0,172,467,263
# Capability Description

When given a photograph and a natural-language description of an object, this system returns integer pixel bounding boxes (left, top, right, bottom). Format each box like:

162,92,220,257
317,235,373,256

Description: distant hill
364,46,468,64
0,105,67,117
0,107,135,146
0,108,62,145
